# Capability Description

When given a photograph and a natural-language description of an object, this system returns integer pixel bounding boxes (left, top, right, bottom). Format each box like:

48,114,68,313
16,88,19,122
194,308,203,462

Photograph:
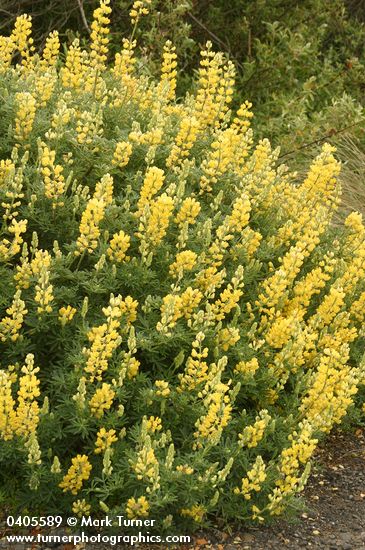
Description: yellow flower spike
217,327,240,351
199,128,240,193
10,14,35,69
234,358,259,377
72,499,91,517
194,366,232,449
83,294,131,382
89,383,115,418
40,31,60,70
166,116,200,170
169,250,197,278
179,287,203,319
211,268,244,321
267,420,317,513
146,415,162,433
158,40,178,101
0,290,27,342
75,198,105,256
239,410,271,448
227,194,251,233
126,496,150,519
145,193,174,246
14,92,36,143
132,442,160,489
13,354,41,438
0,371,17,441
112,141,133,168
236,456,267,500
175,196,201,227
350,291,365,324
137,166,165,216
181,504,206,523
179,332,209,391
300,340,358,432
90,0,112,70
0,36,14,71
107,230,131,263
313,286,346,329
60,39,90,90
39,143,65,208
34,265,54,316
94,427,118,454
59,454,92,495
58,305,77,326
113,38,137,83
129,0,152,25
154,379,170,397
76,109,104,145
301,143,341,206
194,43,229,129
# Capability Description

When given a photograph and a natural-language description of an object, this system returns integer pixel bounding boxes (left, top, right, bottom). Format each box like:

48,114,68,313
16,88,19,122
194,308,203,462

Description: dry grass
334,134,365,222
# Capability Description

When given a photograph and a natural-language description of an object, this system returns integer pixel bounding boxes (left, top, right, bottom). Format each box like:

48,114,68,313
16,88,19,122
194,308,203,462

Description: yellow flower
145,193,174,245
89,0,112,70
235,357,259,378
112,141,133,168
181,504,206,523
133,443,160,488
235,456,267,500
194,374,232,448
239,410,271,448
166,116,200,169
176,464,194,475
0,290,27,342
58,305,77,326
59,454,92,495
217,327,240,351
137,166,165,216
129,0,151,25
13,354,40,438
34,266,54,315
158,41,177,101
227,194,251,232
76,109,103,145
72,499,91,517
175,197,201,226
94,427,118,454
146,416,162,433
11,14,34,68
126,496,149,519
89,383,115,418
75,198,106,255
113,38,136,83
169,250,197,278
39,143,65,208
0,371,16,441
154,379,170,397
212,283,243,321
40,30,60,69
60,38,89,89
14,92,36,143
179,332,209,391
107,230,131,263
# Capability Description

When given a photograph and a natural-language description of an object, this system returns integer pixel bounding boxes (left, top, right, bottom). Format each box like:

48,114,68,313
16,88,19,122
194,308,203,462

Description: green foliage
0,0,364,533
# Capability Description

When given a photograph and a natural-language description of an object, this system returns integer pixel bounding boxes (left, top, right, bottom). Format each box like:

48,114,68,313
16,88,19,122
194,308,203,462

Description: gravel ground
2,428,365,549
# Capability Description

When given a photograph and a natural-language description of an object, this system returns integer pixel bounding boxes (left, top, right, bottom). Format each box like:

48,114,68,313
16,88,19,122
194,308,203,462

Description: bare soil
190,428,365,550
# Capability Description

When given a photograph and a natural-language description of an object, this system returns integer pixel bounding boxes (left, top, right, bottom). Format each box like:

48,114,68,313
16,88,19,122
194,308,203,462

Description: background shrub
0,0,364,532
2,0,365,217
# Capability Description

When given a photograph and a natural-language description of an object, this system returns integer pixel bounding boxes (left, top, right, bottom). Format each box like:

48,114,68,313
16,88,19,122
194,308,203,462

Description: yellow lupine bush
0,0,364,532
